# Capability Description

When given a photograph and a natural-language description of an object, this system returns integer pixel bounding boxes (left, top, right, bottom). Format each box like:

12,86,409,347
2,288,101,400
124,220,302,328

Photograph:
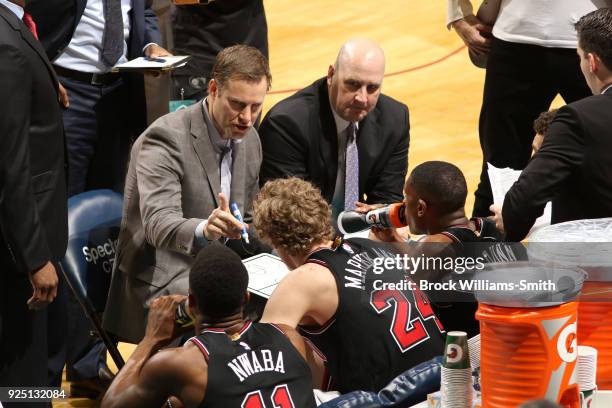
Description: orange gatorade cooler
473,262,587,408
578,281,612,390
477,302,580,408
527,218,612,391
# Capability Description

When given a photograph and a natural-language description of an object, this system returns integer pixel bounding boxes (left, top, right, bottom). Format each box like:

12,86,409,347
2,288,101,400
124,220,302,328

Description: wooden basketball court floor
54,1,566,406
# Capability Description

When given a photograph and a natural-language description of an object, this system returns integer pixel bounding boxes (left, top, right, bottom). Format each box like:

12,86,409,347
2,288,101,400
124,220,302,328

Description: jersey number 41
242,384,295,408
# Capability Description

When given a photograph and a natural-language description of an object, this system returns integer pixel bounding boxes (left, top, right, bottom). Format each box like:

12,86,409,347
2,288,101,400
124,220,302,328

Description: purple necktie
344,122,359,210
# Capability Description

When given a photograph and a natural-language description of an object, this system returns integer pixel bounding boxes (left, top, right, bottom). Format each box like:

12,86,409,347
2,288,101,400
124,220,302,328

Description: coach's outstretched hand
203,193,245,241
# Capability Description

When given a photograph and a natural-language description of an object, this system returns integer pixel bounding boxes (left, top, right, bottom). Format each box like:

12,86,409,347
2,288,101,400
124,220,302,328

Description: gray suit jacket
103,102,262,343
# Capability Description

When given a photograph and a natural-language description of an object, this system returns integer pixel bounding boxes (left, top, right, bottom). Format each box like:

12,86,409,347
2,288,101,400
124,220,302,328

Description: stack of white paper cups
577,346,597,407
468,334,481,370
441,331,473,408
468,334,481,392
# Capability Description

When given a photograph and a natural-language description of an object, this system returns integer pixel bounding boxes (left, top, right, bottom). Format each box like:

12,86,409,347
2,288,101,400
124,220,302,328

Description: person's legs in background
168,0,269,114
86,78,132,194
473,39,591,217
47,74,131,397
46,272,67,387
1,263,51,408
552,47,591,108
61,76,102,197
473,39,558,217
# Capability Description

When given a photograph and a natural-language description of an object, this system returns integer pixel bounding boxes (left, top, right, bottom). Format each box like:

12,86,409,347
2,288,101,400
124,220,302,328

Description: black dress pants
59,75,132,198
472,37,591,217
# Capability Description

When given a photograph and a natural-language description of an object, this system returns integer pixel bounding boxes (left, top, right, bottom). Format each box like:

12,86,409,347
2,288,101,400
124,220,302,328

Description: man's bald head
334,38,386,74
327,39,386,122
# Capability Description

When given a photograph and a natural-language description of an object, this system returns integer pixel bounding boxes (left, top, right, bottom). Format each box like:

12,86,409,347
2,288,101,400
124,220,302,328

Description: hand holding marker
230,202,250,244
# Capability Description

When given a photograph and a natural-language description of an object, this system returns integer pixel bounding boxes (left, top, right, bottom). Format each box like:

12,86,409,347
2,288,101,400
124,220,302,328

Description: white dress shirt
447,0,600,49
0,0,24,19
54,0,132,73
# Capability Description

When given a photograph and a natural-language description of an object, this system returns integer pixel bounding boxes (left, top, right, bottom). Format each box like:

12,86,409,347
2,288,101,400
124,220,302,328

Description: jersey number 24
370,287,444,352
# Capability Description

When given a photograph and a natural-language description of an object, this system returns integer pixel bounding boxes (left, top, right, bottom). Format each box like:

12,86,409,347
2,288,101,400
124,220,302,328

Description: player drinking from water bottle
254,177,445,393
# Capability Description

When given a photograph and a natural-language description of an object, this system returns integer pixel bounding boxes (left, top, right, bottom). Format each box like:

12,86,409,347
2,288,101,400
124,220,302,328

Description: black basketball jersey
439,217,526,263
189,321,316,408
300,238,446,393
432,217,526,337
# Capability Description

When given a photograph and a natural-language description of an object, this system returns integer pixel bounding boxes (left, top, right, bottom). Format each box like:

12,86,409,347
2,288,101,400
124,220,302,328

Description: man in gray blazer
103,45,271,343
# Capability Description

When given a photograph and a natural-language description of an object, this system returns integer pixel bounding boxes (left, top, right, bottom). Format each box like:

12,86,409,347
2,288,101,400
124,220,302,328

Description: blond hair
253,178,335,257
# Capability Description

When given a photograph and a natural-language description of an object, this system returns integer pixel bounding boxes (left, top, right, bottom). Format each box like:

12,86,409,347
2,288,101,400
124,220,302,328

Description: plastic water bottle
337,203,407,234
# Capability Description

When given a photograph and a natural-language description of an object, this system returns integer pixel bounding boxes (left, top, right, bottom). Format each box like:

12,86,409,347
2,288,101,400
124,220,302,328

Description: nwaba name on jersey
228,349,285,382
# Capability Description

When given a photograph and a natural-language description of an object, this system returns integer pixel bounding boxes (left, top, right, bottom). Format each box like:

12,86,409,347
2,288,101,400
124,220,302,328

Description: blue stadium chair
59,189,125,369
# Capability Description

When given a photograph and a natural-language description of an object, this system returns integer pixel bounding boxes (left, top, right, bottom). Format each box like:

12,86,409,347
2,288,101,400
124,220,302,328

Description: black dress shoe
69,366,115,399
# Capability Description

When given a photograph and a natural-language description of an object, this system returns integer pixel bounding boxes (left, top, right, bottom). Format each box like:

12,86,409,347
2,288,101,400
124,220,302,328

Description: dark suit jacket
259,77,410,204
0,4,67,274
503,88,612,241
26,0,162,131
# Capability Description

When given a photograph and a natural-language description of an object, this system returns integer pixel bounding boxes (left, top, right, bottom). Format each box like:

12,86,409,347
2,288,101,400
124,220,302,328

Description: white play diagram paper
243,253,290,299
487,162,551,237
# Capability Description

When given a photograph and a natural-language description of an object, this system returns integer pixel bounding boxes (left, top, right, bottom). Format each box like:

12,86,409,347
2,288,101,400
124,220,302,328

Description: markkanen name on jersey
372,279,557,292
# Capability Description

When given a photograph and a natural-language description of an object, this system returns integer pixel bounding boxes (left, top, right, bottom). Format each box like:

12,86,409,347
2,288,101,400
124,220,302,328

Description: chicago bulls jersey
300,238,445,393
189,321,316,408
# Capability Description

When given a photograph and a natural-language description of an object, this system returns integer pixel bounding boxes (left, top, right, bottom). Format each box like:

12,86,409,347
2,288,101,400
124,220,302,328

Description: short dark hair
575,8,612,70
533,109,558,135
407,161,467,215
211,45,272,90
189,243,249,318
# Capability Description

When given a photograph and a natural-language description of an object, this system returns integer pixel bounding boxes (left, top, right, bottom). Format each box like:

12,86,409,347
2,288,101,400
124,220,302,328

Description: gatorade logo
557,322,577,363
446,343,463,364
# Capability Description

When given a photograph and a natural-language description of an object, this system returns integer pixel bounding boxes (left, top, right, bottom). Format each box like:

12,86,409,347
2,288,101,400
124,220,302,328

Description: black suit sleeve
502,106,584,241
0,42,51,273
366,105,409,204
259,111,309,186
143,0,162,47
